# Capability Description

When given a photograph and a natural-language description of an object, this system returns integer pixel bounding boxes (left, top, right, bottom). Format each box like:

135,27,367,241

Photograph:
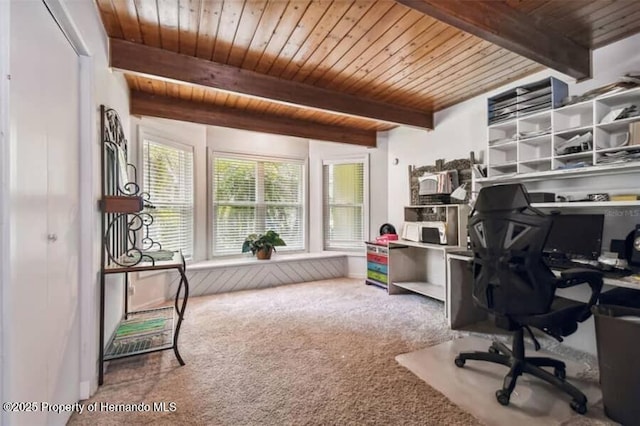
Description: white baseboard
132,297,167,311
348,272,366,279
79,380,91,400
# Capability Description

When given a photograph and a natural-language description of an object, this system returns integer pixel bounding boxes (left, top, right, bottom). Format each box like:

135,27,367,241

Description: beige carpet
70,278,479,425
397,337,614,426
70,278,616,425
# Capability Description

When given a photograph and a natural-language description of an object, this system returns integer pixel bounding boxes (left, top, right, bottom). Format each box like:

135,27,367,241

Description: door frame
0,0,10,419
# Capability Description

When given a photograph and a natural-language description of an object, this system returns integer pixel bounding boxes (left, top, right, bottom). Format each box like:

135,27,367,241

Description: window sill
188,251,350,271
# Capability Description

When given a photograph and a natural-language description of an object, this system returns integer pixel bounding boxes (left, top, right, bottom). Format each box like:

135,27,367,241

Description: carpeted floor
70,278,610,425
70,278,479,425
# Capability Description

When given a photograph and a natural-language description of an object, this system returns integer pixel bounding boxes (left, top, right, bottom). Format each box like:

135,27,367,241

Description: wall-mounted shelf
475,161,640,184
532,200,640,208
487,85,640,178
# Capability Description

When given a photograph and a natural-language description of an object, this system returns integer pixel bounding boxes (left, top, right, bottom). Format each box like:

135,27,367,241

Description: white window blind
143,139,194,259
212,154,305,256
323,159,367,251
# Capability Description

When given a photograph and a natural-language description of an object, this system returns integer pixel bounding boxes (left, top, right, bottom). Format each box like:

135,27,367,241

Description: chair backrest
469,184,556,316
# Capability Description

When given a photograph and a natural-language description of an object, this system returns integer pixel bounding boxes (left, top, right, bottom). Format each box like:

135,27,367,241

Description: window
142,138,194,259
323,157,368,251
212,154,305,256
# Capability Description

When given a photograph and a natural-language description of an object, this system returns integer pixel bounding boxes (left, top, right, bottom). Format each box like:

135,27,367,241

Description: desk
445,251,640,329
388,240,466,302
446,252,486,329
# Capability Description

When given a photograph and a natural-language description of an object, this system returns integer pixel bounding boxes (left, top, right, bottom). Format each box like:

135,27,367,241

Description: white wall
0,0,10,415
207,125,309,158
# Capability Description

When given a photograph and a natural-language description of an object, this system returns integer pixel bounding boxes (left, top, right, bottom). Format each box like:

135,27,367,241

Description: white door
8,1,80,425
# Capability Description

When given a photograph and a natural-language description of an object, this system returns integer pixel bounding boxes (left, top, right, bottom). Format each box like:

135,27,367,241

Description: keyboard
544,257,595,270
543,257,633,279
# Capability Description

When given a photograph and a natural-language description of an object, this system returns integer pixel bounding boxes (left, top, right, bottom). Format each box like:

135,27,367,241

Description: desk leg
448,257,487,329
173,267,189,366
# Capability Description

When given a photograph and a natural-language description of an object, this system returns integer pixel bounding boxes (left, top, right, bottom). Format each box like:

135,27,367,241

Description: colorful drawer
365,242,388,289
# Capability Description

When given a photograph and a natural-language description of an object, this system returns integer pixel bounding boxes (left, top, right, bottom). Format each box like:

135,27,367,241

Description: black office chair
455,184,603,414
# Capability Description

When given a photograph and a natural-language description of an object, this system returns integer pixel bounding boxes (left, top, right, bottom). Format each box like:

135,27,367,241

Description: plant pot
256,247,273,260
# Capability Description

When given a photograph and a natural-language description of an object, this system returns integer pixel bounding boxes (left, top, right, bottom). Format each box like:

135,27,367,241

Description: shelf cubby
553,101,593,132
518,110,552,138
595,87,640,124
519,158,553,174
488,120,517,145
520,136,552,161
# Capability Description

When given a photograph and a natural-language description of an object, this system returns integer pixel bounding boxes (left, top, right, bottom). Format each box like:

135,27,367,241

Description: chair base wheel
570,400,587,415
488,346,499,354
454,357,465,368
496,389,510,406
554,367,566,380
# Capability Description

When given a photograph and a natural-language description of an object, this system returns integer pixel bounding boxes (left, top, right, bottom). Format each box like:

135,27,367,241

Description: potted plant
242,230,286,260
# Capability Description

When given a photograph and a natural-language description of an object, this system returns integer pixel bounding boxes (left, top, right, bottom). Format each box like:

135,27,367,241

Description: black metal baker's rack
98,105,189,385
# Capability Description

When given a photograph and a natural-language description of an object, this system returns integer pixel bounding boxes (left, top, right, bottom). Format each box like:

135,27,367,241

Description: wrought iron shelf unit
98,105,189,385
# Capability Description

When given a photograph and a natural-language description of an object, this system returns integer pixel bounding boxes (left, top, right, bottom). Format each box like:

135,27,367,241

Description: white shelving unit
387,204,470,304
387,240,463,302
403,204,469,246
487,86,640,178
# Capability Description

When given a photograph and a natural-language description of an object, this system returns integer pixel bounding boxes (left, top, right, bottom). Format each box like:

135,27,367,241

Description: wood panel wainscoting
168,254,348,298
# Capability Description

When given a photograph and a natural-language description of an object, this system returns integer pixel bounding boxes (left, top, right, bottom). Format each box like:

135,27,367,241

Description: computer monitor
544,214,604,260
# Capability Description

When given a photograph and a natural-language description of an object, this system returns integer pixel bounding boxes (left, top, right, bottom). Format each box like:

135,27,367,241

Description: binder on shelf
630,122,640,146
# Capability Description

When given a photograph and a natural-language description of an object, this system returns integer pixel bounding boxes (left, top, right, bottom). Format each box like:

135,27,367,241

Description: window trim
322,155,370,252
138,128,195,260
208,150,308,258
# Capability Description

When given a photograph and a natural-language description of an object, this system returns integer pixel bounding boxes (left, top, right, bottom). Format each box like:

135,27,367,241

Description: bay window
212,154,305,256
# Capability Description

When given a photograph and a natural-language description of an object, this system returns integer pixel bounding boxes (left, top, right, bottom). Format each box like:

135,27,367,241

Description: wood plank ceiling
96,0,640,146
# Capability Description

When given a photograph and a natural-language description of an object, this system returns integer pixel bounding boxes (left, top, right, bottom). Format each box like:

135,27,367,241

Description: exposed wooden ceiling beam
111,38,432,129
396,0,591,80
130,91,377,147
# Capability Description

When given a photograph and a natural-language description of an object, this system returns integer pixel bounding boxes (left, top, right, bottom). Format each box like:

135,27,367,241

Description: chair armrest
556,268,604,321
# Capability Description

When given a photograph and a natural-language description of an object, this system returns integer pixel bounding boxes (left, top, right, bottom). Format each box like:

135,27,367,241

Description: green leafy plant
242,230,286,258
